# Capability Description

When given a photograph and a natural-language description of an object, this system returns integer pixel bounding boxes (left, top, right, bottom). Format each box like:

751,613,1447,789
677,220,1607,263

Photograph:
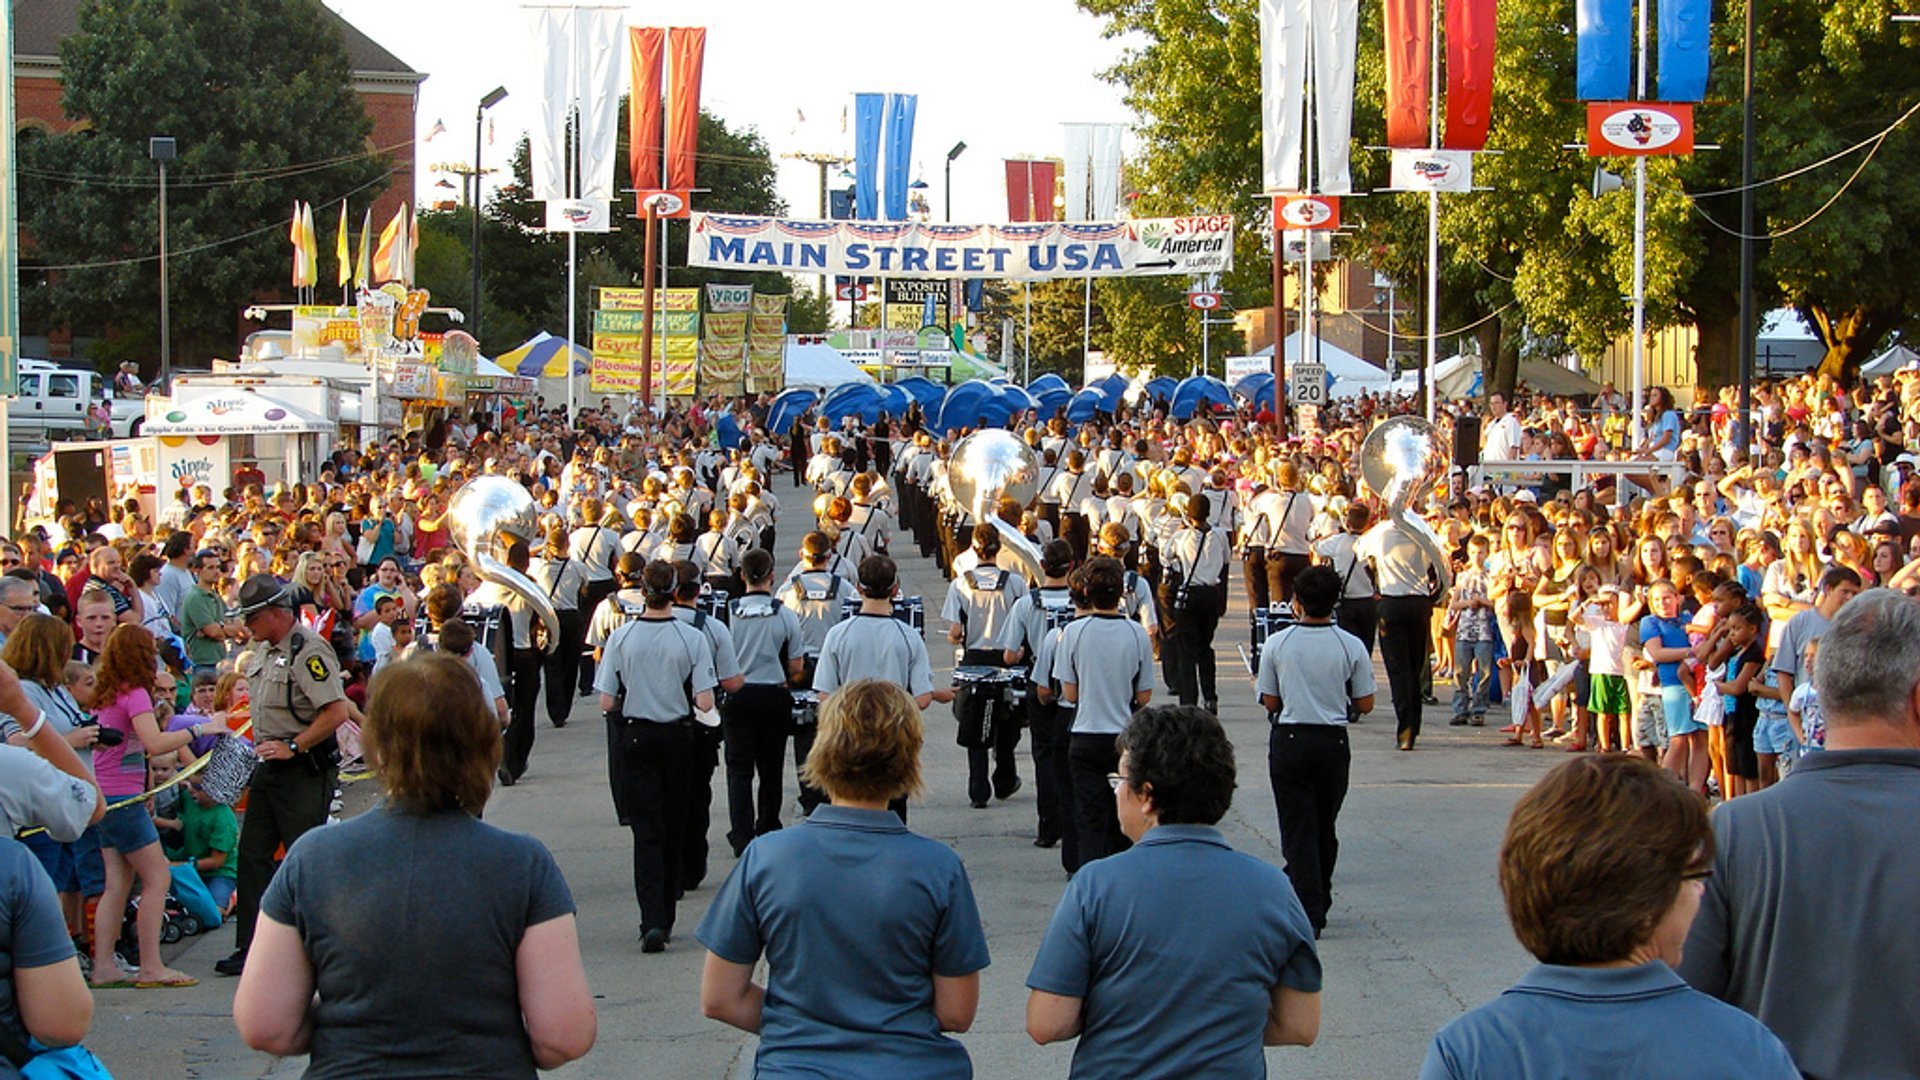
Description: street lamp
945,140,967,222
149,136,176,387
471,86,508,344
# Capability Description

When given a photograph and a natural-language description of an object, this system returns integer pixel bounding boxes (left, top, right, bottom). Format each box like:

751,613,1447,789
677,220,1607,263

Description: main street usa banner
688,214,1236,281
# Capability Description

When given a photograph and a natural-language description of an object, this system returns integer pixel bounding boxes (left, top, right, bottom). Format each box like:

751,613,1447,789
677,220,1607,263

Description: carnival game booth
145,387,335,492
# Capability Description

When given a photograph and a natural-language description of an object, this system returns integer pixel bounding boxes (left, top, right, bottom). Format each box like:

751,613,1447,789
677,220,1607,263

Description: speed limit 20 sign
1289,362,1328,406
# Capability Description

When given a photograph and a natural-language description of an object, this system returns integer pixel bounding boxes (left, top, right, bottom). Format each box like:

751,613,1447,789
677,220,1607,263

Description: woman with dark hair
88,624,222,987
234,654,595,1075
698,679,988,1078
1027,705,1321,1073
1421,756,1797,1078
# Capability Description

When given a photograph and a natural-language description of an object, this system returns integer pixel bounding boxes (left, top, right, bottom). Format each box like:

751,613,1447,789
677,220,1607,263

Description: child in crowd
148,751,185,850
167,671,223,759
1498,591,1543,748
64,659,97,708
1577,586,1631,753
1448,534,1496,727
367,594,403,672
1786,638,1825,756
172,780,239,915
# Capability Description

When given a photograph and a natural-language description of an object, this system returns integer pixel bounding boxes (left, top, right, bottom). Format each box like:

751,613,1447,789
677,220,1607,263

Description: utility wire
1686,98,1920,199
1689,129,1887,240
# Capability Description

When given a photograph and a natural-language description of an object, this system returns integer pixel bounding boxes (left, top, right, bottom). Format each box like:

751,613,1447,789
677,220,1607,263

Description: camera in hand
88,723,124,747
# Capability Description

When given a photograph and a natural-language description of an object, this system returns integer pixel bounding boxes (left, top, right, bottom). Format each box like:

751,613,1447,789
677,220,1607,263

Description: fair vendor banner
689,213,1235,281
747,293,787,392
592,287,699,394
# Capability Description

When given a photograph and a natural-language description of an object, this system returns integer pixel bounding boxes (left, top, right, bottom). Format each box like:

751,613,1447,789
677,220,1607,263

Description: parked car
9,359,145,439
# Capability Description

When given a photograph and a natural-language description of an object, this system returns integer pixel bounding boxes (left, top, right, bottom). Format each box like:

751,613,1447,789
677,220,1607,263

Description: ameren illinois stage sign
689,213,1235,281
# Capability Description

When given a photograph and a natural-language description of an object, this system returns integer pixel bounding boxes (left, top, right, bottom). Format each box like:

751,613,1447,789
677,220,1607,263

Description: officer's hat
232,574,294,617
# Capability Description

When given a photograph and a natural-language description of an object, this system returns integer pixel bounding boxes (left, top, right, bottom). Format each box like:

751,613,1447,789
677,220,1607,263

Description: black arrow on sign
1134,259,1176,270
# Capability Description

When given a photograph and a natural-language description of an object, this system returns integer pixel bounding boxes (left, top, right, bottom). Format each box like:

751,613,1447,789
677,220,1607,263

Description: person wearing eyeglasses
0,577,39,648
1420,756,1797,1079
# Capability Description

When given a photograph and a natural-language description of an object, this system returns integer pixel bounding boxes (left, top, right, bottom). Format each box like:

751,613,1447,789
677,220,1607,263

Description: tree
17,0,388,374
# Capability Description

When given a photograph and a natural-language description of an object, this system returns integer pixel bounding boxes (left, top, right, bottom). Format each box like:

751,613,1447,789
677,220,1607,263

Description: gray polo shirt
942,564,1030,651
1255,623,1376,725
813,613,933,698
674,605,743,685
595,617,717,722
729,594,806,686
1053,614,1155,735
1768,607,1829,688
777,569,857,657
1678,749,1920,1079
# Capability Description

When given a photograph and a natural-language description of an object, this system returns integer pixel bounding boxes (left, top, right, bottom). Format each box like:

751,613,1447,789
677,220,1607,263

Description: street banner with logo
748,293,787,392
690,214,1235,281
1389,148,1475,192
1586,103,1695,156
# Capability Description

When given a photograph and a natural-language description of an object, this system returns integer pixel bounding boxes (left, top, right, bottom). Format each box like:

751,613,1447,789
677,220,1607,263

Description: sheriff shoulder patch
306,655,330,681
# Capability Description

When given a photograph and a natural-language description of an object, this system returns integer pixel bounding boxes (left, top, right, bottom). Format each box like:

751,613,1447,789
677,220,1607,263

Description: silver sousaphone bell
447,476,562,653
946,429,1045,582
1358,416,1454,592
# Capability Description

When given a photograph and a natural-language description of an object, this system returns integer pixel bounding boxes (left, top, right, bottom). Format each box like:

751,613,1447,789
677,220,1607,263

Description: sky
324,0,1141,223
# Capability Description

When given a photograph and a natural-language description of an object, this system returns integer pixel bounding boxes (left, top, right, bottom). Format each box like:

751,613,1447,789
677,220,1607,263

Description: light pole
149,136,176,387
471,86,508,344
1736,0,1757,456
944,140,967,221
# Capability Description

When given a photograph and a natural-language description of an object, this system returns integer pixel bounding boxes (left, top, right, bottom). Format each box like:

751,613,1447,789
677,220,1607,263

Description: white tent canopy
785,342,875,391
146,389,334,436
1237,333,1393,398
1391,355,1603,399
1862,344,1919,378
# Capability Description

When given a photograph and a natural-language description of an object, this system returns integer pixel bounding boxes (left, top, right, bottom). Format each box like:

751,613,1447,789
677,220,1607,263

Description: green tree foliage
17,0,388,374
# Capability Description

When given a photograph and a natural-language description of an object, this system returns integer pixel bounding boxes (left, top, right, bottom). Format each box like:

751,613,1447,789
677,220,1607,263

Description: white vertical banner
1090,123,1124,219
1259,0,1308,193
530,7,573,202
577,9,625,200
1062,123,1093,221
1311,0,1358,194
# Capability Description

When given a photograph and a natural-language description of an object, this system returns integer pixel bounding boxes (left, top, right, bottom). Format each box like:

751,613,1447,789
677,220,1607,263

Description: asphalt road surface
83,543,1563,1078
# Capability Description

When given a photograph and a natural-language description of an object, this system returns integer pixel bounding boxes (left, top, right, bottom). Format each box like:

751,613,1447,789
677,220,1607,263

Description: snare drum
1250,603,1298,656
838,595,925,631
789,688,821,726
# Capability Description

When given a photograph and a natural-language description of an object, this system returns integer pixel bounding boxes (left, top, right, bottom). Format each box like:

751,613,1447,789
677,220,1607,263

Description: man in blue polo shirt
1026,705,1322,1076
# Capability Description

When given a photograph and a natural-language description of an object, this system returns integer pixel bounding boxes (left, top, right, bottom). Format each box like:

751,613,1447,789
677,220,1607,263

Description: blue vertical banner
1575,0,1632,101
883,93,918,221
853,93,884,220
1657,0,1711,102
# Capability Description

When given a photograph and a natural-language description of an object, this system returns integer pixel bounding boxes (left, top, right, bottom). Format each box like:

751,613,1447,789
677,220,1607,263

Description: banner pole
1424,0,1440,423
640,203,659,407
1272,219,1287,442
1630,0,1648,451
1082,276,1092,377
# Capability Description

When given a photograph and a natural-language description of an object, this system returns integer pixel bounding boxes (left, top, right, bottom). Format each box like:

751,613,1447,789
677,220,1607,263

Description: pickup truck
9,359,145,439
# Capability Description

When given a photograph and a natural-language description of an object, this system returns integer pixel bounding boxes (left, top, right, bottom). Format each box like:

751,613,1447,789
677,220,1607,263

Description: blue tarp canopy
1031,385,1071,417
715,412,745,450
936,379,1029,431
875,383,912,416
766,388,818,437
1080,379,1124,414
892,375,947,409
1028,372,1071,397
1170,374,1233,420
1232,372,1276,410
1065,387,1109,422
1143,376,1178,403
822,382,885,425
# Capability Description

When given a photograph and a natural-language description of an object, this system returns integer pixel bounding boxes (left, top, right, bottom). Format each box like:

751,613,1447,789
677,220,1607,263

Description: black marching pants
1028,696,1064,848
1243,547,1271,615
1048,704,1080,872
1067,733,1130,865
1163,585,1226,707
722,684,790,855
577,579,618,695
622,719,697,935
1378,596,1434,741
682,722,721,888
1268,724,1351,933
955,648,1022,806
1335,597,1379,658
545,607,585,724
503,644,543,780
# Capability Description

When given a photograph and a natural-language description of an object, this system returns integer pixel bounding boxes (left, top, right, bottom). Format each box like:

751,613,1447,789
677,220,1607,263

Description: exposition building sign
688,213,1235,281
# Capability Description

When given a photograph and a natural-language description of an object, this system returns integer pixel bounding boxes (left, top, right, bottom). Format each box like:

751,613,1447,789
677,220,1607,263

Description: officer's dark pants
1028,696,1064,847
1243,547,1271,614
1164,585,1225,707
1050,705,1080,872
1335,596,1379,658
682,722,721,888
1268,723,1351,934
577,579,618,694
1267,551,1312,606
1379,596,1434,742
234,758,333,953
1067,733,1130,865
623,719,696,935
503,645,542,780
545,607,585,725
723,684,791,855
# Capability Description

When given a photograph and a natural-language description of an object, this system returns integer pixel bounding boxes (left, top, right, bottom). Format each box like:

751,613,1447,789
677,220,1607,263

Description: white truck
9,359,146,440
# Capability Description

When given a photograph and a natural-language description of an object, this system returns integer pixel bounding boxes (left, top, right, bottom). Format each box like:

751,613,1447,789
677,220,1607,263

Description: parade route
86,545,1561,1079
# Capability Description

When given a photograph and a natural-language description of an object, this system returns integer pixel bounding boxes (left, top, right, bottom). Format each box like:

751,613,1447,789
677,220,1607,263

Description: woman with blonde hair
234,654,595,1074
698,679,988,1078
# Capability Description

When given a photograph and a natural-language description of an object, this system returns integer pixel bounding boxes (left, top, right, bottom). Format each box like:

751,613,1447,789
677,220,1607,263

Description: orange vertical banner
1443,0,1496,150
665,27,706,193
628,27,665,191
1383,0,1430,148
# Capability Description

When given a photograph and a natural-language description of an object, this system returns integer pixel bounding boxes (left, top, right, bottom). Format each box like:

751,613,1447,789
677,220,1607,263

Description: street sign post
1187,291,1221,311
1289,361,1328,407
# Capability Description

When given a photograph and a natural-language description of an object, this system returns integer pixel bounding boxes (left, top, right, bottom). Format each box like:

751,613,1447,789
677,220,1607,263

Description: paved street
84,542,1562,1078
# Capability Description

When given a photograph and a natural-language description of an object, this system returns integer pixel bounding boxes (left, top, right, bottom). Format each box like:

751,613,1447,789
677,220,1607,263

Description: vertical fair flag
301,202,319,287
335,200,351,288
882,93,917,221
1383,0,1430,148
628,27,665,191
289,201,307,289
1312,0,1358,194
578,9,625,201
853,93,884,220
530,7,572,201
1062,124,1092,221
355,208,372,289
1260,0,1308,193
1089,124,1124,220
374,205,404,283
665,27,706,194
1444,0,1496,150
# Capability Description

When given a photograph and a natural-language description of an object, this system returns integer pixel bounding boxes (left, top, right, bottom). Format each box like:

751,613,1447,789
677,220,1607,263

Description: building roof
12,0,418,76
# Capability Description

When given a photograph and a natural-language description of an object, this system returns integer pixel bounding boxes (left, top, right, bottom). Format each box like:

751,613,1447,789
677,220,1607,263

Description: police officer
1255,566,1376,938
215,574,349,977
671,560,745,889
1001,539,1076,849
596,560,717,954
589,553,652,823
722,548,805,856
1358,507,1452,751
814,555,950,822
942,528,1030,809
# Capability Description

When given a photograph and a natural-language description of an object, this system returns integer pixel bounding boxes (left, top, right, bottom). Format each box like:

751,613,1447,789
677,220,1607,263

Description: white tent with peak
1230,333,1393,398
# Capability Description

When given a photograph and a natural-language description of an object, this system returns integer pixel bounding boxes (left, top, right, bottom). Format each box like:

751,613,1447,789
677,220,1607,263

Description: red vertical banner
1030,160,1059,220
1005,160,1033,221
665,27,706,193
1444,0,1496,150
627,27,665,192
1383,0,1431,148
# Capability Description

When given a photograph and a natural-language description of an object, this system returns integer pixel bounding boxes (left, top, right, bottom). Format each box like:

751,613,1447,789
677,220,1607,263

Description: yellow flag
301,202,319,288
336,200,351,287
289,201,307,289
355,208,372,289
374,205,404,283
